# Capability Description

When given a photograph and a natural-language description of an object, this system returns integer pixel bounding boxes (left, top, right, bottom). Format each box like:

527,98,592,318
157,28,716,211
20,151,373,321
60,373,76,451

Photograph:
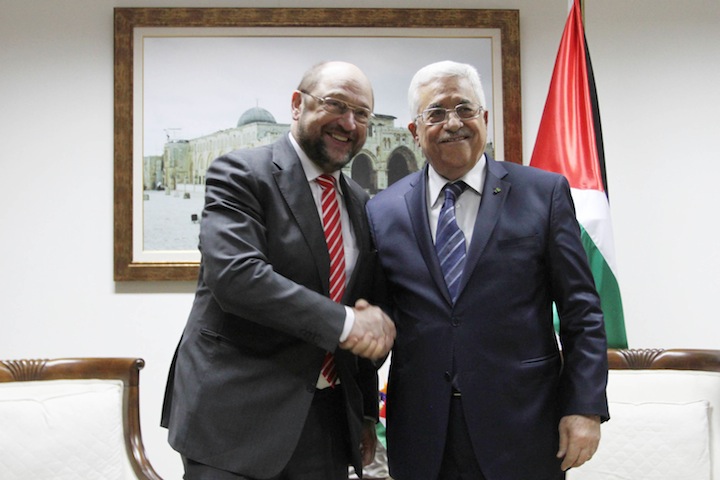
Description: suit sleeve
199,151,345,353
547,175,610,421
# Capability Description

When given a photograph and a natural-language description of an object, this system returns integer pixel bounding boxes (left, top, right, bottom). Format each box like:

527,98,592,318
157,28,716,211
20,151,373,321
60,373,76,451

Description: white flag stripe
570,188,619,276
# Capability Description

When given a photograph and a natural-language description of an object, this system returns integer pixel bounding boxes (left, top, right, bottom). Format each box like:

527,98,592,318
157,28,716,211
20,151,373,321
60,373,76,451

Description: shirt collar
289,132,343,189
428,153,487,207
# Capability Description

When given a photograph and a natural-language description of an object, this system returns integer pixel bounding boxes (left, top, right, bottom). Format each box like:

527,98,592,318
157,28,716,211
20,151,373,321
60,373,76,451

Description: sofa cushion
0,379,134,479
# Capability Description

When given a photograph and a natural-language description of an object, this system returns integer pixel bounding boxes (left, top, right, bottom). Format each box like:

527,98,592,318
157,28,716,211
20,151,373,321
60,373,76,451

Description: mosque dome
237,106,277,127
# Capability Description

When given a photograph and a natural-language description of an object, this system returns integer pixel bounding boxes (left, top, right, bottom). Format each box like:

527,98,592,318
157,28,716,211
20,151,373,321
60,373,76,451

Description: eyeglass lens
301,91,371,124
322,98,371,124
423,104,482,125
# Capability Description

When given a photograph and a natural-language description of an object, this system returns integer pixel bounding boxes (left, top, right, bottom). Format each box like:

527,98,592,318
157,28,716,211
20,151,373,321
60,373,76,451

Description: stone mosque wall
145,107,429,194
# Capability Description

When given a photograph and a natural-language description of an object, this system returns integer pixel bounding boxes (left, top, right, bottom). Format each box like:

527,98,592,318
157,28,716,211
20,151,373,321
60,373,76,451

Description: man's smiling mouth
440,135,468,143
329,132,351,143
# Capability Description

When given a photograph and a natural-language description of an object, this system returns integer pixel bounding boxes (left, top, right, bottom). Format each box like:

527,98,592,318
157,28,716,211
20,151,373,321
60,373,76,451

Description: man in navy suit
366,61,609,480
162,61,396,480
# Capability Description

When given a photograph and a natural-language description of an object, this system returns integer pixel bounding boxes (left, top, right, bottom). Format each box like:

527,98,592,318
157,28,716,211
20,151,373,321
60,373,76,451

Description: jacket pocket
498,233,539,249
520,352,559,365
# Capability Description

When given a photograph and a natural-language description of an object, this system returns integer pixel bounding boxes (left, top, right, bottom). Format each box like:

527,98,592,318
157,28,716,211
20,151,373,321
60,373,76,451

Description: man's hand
339,298,396,360
557,414,601,471
360,418,378,466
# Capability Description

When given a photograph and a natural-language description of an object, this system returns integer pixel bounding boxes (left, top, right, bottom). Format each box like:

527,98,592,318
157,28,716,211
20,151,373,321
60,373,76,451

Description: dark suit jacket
366,157,608,480
161,135,379,478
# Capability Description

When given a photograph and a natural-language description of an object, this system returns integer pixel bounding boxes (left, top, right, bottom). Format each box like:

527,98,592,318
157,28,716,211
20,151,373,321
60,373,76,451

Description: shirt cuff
339,306,355,342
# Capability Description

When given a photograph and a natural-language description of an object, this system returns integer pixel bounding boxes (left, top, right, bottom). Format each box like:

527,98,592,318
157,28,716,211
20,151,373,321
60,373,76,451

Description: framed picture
114,7,521,281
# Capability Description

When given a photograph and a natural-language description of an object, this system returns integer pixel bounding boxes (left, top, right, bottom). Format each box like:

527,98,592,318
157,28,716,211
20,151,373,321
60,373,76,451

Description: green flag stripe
376,422,387,448
579,224,628,348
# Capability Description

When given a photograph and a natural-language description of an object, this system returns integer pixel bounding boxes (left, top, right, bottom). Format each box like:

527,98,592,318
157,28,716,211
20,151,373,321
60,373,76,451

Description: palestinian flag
377,383,387,448
530,0,628,348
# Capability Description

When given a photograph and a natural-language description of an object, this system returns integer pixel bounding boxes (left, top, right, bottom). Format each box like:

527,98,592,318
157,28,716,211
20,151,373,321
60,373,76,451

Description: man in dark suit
162,61,396,480
366,60,609,480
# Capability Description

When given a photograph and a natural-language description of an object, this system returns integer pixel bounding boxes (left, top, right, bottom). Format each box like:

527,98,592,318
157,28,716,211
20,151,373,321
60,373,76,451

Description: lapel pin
493,187,502,195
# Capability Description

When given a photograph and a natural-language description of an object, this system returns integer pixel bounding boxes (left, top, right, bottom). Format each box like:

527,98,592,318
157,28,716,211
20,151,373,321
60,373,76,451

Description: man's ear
291,91,303,120
408,121,419,144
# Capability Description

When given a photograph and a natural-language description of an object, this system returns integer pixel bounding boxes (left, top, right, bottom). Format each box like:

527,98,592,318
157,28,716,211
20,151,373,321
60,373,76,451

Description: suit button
451,316,460,327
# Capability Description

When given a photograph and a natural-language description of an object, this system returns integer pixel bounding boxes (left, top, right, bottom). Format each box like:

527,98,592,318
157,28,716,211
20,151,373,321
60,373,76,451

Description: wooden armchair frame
608,347,720,372
0,357,163,480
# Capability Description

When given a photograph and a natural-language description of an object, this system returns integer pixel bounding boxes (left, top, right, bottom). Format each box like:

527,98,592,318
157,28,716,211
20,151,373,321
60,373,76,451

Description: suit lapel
405,166,452,304
272,138,330,295
339,175,368,301
405,160,511,304
458,157,510,297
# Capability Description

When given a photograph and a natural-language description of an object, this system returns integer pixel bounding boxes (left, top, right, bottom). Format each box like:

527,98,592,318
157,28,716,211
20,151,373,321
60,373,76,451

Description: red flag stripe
530,0,604,192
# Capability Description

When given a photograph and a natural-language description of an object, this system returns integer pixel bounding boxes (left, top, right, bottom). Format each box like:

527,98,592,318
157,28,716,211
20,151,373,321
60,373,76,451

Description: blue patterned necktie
436,181,468,302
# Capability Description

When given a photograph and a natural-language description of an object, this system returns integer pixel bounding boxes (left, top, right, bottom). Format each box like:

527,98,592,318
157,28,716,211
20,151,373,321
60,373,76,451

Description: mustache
438,129,471,142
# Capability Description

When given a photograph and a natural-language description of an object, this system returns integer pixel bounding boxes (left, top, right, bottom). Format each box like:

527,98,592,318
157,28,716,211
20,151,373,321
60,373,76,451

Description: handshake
340,298,396,360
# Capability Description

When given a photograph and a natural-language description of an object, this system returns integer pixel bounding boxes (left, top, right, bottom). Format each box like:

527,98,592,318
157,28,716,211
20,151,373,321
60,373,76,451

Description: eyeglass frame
298,90,374,125
414,103,485,126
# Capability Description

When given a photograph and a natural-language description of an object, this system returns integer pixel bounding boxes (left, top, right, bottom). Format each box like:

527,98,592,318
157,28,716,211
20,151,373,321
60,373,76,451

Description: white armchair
0,358,162,480
568,348,720,480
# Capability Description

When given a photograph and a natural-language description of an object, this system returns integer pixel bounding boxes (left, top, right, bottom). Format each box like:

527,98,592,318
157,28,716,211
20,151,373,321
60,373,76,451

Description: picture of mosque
143,105,444,195
141,105,493,251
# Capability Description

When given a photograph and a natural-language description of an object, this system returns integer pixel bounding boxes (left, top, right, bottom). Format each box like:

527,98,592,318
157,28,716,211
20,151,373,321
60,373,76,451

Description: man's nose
444,110,464,129
337,109,358,130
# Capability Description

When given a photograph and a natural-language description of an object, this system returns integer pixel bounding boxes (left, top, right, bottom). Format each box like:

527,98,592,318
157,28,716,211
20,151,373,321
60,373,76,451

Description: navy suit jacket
366,157,608,480
161,135,379,479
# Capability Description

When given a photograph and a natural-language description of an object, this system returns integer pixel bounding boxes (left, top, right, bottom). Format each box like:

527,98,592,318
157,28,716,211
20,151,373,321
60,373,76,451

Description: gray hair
408,61,487,117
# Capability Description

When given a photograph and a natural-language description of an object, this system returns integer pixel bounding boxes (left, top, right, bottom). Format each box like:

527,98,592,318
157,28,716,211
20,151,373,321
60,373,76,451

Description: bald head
290,61,374,173
297,61,374,109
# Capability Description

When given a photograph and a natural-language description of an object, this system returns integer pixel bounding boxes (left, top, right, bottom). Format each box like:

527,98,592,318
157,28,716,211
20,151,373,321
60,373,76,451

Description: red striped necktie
316,174,345,388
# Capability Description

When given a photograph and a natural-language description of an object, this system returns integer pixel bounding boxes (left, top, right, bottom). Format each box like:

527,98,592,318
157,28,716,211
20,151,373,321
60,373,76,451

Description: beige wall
1,0,719,477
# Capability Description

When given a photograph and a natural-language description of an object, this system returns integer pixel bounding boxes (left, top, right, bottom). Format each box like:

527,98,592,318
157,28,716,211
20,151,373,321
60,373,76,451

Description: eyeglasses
415,103,484,126
299,90,373,125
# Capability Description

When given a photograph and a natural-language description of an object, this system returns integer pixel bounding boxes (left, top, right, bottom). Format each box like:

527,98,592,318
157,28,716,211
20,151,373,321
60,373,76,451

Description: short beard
296,124,355,173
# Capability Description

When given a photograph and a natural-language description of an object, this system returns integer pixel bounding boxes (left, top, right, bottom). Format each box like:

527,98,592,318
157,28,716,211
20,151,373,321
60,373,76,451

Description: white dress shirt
289,133,356,342
427,154,487,248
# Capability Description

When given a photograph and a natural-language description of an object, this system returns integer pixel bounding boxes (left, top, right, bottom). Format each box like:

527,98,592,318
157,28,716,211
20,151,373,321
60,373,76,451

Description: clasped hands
340,298,396,360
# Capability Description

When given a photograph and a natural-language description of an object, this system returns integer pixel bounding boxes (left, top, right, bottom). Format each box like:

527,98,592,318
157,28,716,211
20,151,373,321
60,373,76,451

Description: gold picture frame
114,7,521,281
